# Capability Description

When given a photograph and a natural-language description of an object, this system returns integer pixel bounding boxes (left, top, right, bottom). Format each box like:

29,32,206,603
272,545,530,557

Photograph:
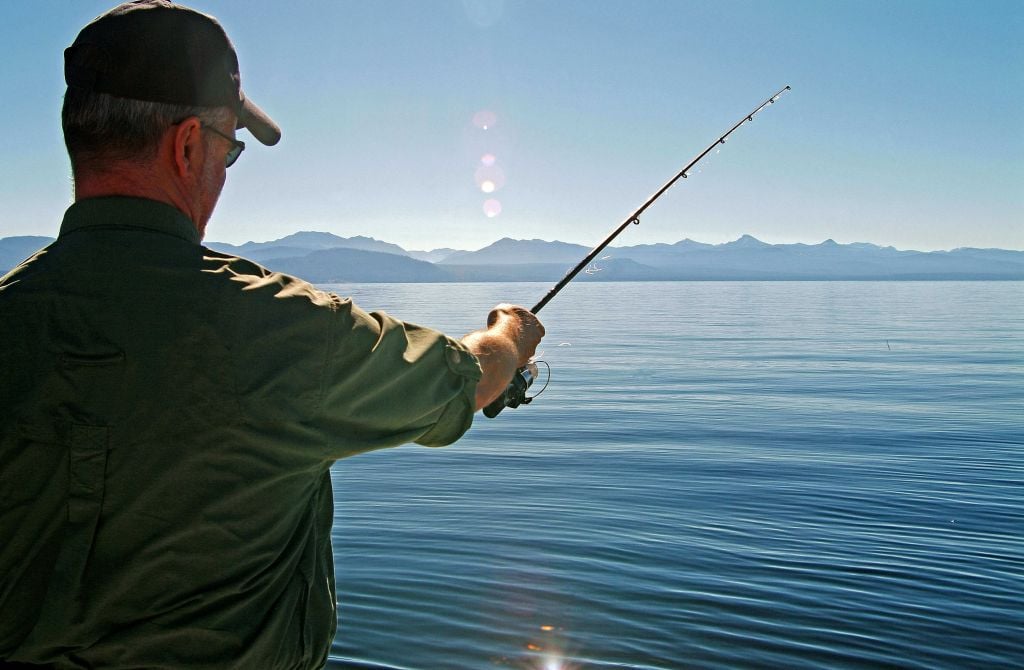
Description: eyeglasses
201,124,246,167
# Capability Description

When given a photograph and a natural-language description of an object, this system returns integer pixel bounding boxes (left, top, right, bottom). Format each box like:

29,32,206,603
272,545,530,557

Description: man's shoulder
0,241,58,295
198,247,346,312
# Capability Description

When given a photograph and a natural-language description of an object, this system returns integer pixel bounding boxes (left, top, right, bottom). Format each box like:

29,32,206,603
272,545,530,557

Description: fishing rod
484,84,792,419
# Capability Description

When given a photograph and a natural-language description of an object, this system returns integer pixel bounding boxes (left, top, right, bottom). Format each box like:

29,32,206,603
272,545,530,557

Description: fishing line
526,360,551,402
484,85,792,418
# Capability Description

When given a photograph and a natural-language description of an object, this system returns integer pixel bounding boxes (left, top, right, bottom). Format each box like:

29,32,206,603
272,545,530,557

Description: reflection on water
324,282,1023,670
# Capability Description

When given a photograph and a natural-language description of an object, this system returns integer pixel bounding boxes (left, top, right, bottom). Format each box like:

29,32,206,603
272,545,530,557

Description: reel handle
483,366,535,418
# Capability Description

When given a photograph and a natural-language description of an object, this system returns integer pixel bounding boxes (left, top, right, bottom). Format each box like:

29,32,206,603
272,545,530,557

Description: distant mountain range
3,230,1022,281
0,236,52,275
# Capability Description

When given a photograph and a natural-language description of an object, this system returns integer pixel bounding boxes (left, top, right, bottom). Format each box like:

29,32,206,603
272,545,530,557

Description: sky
1,0,1021,252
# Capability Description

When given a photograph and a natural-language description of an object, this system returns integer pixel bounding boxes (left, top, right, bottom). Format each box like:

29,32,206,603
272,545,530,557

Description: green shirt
0,197,482,668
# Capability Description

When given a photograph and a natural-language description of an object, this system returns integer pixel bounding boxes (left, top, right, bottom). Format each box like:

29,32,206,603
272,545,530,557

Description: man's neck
73,163,204,238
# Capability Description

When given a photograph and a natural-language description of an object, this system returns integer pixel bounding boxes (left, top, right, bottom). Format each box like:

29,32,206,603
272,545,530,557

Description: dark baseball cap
64,0,281,146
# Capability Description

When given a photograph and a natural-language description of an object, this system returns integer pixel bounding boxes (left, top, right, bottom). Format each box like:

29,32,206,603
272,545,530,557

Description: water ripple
325,282,1023,669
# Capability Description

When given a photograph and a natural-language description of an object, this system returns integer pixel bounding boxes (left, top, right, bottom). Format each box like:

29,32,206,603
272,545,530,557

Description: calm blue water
320,282,1022,670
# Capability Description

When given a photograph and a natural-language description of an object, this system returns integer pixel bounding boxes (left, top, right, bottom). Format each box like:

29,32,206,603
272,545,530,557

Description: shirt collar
59,197,201,245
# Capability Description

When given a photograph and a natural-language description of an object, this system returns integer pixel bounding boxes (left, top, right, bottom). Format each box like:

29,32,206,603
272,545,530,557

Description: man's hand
462,304,545,411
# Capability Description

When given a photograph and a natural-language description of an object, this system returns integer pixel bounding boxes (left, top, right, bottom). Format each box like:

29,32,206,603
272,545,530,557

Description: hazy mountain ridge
205,231,409,259
407,248,460,263
262,247,449,283
2,233,1022,281
0,236,53,274
435,236,1024,280
440,238,591,265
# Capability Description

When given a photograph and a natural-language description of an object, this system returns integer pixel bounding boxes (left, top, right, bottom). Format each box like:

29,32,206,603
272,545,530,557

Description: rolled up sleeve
319,300,482,454
210,255,482,461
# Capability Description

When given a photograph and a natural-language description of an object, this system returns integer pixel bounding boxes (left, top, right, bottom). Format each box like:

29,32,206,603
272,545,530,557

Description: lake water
319,282,1022,670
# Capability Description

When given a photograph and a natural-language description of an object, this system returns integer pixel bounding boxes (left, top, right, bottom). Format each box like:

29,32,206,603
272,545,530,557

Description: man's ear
171,116,204,180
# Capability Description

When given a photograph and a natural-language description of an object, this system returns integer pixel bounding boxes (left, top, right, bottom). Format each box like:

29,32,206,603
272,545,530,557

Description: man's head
62,1,280,234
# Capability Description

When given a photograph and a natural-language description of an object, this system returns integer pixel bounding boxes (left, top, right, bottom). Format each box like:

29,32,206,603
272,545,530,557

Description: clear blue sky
2,0,1021,251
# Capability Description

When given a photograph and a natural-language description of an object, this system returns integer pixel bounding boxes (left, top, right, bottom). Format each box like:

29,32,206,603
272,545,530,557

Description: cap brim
237,93,281,146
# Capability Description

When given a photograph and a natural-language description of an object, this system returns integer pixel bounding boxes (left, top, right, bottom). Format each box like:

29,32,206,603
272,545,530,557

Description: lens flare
474,164,505,192
483,199,502,217
480,153,497,167
472,110,497,130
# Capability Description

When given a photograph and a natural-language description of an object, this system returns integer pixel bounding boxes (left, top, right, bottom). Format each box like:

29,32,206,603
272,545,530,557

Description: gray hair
62,88,233,175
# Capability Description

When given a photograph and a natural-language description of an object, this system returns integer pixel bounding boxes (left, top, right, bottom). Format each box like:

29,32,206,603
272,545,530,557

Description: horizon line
3,230,1023,255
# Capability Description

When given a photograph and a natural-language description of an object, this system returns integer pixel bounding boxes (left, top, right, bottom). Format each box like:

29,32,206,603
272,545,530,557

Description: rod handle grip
483,366,534,419
482,395,507,419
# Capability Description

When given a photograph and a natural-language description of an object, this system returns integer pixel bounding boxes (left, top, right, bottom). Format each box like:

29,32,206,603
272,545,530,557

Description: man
0,2,544,668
